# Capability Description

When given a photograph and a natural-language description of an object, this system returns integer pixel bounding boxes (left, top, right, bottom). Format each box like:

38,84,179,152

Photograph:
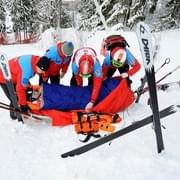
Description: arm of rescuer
60,56,72,78
102,53,111,79
85,60,103,111
100,39,110,79
15,72,30,113
40,71,49,82
121,48,141,78
126,59,141,77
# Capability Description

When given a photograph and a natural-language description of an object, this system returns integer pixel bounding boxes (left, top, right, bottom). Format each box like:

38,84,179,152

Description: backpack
104,35,129,50
72,111,122,135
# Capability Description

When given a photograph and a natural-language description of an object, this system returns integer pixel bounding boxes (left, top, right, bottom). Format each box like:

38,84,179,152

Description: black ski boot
10,110,17,120
9,102,17,120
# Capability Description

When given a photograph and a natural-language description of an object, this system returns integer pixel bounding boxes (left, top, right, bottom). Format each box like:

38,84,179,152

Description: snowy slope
0,29,180,180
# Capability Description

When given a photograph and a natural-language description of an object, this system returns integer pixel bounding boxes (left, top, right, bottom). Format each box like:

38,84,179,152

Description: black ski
136,22,164,153
157,81,180,91
0,52,23,122
141,80,180,94
61,104,179,158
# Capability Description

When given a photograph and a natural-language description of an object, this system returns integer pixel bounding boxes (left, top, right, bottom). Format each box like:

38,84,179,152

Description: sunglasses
111,58,124,68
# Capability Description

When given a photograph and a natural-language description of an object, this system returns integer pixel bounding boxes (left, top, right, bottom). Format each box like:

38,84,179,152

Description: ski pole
156,65,180,84
0,101,12,107
141,65,180,94
155,57,170,74
0,102,43,121
135,58,171,103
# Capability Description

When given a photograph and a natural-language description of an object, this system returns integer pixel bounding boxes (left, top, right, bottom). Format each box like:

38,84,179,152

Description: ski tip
61,153,75,158
0,52,8,60
61,154,67,158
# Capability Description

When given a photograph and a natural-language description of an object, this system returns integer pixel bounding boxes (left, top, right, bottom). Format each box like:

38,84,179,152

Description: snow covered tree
60,1,73,28
1,0,179,38
158,0,180,30
34,0,72,30
75,0,179,31
11,0,39,38
76,0,101,31
146,0,180,31
76,0,142,30
0,0,6,32
100,0,129,29
75,0,127,31
126,0,146,28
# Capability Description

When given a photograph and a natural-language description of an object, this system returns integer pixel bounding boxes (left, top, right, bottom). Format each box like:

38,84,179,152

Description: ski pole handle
156,65,180,84
164,57,171,65
155,58,170,73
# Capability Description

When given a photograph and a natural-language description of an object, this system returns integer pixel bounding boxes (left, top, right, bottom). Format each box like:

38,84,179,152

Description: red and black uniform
102,47,141,85
43,42,73,83
70,47,103,104
0,55,46,116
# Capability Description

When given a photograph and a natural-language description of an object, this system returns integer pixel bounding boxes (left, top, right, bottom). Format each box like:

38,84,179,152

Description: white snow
0,28,180,180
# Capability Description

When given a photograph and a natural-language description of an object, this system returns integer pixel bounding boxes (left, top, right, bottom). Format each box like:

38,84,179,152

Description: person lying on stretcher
26,76,132,112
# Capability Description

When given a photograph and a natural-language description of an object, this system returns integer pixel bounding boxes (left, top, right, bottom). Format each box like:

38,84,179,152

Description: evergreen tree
35,0,72,30
0,0,6,32
160,0,180,29
75,0,179,31
11,0,39,36
76,0,101,31
1,0,179,37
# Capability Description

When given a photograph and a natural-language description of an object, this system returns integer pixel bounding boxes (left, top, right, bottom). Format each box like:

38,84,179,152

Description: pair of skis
61,104,180,158
0,53,23,122
61,22,169,158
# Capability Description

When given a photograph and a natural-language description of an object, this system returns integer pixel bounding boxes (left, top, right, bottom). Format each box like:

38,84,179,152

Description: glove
120,72,128,78
20,105,29,114
26,87,33,101
85,101,94,111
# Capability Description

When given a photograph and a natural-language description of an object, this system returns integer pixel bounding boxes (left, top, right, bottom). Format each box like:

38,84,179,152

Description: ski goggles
111,58,124,68
79,73,92,78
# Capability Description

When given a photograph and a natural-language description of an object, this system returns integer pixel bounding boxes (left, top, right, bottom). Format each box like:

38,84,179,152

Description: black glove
20,105,29,113
26,87,33,101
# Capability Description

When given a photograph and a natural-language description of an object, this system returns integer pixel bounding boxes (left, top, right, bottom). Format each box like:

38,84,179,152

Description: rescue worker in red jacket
40,41,74,84
101,41,141,85
0,55,50,120
70,47,103,111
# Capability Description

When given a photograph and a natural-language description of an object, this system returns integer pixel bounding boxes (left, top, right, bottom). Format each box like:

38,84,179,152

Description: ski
136,22,164,153
0,52,23,122
157,81,180,90
141,80,180,94
61,104,180,158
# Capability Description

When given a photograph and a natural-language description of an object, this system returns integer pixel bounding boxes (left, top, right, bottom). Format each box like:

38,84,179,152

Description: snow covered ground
0,28,180,180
